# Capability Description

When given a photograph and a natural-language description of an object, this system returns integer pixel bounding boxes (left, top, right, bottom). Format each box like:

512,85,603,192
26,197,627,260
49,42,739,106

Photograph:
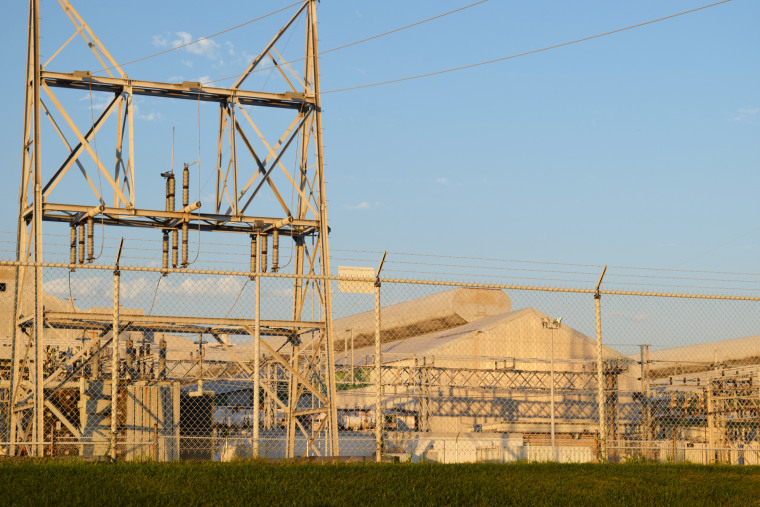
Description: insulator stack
70,226,77,266
250,234,257,275
126,338,135,372
159,337,167,379
182,165,190,208
162,231,169,272
165,173,175,211
261,233,268,273
78,222,85,264
86,217,94,263
272,230,280,272
181,222,189,267
172,229,179,268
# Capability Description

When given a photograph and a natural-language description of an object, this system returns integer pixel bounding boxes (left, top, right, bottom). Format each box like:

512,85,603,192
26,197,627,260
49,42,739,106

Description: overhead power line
93,1,303,75
92,0,487,79
202,0,489,85
322,0,732,94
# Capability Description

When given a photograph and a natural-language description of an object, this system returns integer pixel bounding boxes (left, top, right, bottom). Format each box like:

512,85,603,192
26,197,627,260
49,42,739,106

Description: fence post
595,266,607,461
374,278,382,462
111,239,124,462
253,235,261,458
374,252,387,463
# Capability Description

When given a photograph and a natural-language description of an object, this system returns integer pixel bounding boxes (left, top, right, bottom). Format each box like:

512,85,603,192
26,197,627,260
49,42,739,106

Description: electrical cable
147,274,163,316
673,225,760,269
202,0,489,86
223,279,251,318
322,0,732,94
92,1,303,75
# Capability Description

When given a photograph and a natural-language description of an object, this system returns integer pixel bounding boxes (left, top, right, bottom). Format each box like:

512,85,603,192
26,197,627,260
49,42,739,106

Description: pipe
87,217,94,263
272,230,279,272
111,262,120,461
374,279,382,462
253,234,261,457
596,293,605,461
180,201,202,213
269,216,293,230
81,204,105,220
550,327,556,457
595,266,607,461
78,222,85,264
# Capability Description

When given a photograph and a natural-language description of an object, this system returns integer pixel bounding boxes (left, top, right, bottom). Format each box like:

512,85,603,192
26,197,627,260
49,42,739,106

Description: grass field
2,460,759,506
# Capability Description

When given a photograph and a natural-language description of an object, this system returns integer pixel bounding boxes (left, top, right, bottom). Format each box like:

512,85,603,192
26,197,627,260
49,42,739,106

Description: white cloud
152,31,223,61
79,94,110,113
122,276,150,298
607,311,652,322
172,32,221,60
225,41,235,56
159,275,246,297
348,201,370,210
44,276,110,301
137,112,163,122
733,107,759,122
435,177,450,186
152,34,168,47
133,103,163,122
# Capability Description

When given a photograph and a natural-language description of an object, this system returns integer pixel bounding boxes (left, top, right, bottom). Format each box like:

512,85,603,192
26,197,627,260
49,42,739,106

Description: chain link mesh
1,261,759,463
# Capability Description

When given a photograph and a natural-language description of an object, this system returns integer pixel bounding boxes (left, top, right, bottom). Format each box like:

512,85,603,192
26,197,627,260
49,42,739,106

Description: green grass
2,460,759,506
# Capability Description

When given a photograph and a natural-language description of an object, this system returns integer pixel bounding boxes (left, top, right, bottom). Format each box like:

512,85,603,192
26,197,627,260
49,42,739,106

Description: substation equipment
5,0,339,459
4,0,759,466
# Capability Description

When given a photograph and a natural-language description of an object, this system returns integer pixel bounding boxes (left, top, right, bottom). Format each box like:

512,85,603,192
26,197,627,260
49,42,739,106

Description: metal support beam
595,265,607,461
11,0,338,460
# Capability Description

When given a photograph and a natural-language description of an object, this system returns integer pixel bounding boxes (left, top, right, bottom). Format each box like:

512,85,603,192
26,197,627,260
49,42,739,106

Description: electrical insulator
261,233,268,273
181,222,189,267
86,217,94,263
78,222,85,264
172,229,179,268
70,226,77,266
182,165,190,208
162,231,169,272
272,230,279,272
250,234,257,275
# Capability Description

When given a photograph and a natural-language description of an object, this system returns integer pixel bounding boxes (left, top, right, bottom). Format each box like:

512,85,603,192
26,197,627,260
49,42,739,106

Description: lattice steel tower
10,0,339,457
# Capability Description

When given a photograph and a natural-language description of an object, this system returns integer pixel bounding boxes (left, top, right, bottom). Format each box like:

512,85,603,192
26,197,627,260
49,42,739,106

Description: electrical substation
2,0,760,465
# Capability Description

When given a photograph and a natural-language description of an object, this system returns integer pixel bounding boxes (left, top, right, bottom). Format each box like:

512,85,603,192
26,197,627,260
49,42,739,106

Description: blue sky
0,0,758,291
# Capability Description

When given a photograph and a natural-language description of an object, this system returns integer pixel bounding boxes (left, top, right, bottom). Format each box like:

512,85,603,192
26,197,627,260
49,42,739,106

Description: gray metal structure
9,0,339,458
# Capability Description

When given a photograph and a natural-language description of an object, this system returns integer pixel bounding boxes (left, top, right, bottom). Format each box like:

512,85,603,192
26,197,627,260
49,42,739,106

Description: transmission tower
9,0,338,457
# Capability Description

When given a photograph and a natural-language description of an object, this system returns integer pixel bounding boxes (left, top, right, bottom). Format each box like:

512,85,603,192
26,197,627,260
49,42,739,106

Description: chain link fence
2,260,759,464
